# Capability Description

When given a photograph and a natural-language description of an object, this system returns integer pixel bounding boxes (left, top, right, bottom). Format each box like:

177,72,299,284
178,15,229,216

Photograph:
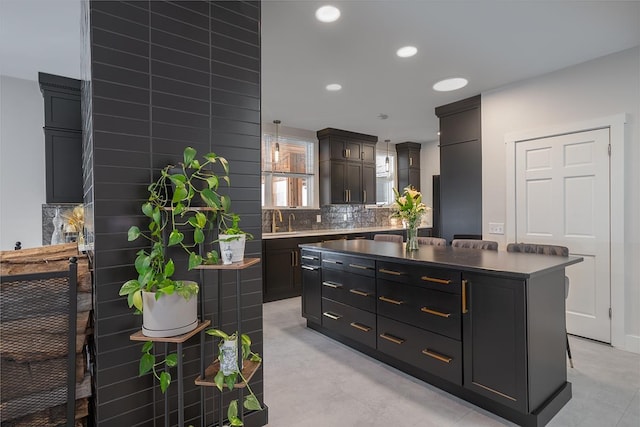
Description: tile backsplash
262,205,397,233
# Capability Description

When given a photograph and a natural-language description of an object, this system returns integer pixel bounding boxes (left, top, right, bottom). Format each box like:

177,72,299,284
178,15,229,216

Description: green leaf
244,394,261,411
194,228,205,244
172,187,188,203
119,280,140,296
200,188,220,208
141,341,153,353
164,259,175,277
250,353,262,362
229,417,243,427
139,353,155,376
222,176,230,186
214,370,225,391
128,226,141,241
188,252,202,270
225,372,237,391
227,399,238,420
142,202,153,217
132,290,143,311
165,353,178,367
169,174,186,185
183,147,196,166
168,230,184,246
221,195,231,213
219,157,229,175
206,175,218,190
241,334,251,347
204,152,217,162
205,329,230,340
152,207,161,225
160,371,171,394
195,212,207,228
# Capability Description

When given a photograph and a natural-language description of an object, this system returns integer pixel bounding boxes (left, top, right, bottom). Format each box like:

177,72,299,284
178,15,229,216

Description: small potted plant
218,213,253,263
205,328,262,426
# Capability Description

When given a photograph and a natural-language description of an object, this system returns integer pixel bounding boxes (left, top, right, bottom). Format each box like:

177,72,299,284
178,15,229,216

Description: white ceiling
2,0,639,144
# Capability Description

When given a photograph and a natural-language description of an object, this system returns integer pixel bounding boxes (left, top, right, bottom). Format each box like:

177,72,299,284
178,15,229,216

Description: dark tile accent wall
84,2,263,425
262,206,396,233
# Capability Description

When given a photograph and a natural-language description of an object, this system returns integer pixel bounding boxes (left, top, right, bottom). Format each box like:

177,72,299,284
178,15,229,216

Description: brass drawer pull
421,276,452,285
379,333,406,345
323,259,342,265
322,312,341,320
350,322,372,332
301,255,318,261
420,307,451,318
462,279,468,314
322,281,343,289
379,268,403,276
422,349,452,364
301,265,318,271
349,263,371,270
349,289,370,297
379,296,403,305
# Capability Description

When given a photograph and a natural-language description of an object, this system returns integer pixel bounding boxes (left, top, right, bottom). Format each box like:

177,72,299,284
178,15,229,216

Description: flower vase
406,219,420,251
220,338,238,375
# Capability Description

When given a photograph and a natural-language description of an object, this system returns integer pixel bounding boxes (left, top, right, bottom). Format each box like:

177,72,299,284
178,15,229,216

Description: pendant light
273,119,281,163
384,139,390,174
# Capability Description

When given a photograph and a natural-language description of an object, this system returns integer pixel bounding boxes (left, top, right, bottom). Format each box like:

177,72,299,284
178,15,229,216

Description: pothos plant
218,213,254,242
206,329,263,426
118,146,232,393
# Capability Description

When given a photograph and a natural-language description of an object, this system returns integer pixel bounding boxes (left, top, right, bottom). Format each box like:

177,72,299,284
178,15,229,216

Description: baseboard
625,334,640,354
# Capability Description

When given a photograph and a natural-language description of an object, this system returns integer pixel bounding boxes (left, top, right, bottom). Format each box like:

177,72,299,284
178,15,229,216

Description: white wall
0,75,46,250
482,47,640,352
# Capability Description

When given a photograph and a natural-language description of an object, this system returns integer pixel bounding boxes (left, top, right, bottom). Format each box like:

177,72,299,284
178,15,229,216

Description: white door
515,128,611,343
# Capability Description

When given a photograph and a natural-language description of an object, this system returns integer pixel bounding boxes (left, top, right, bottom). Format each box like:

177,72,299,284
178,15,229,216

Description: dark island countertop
300,239,582,279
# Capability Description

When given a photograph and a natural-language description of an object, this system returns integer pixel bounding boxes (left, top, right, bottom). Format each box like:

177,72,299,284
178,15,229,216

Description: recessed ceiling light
396,46,417,58
316,5,340,23
433,77,468,92
326,83,342,91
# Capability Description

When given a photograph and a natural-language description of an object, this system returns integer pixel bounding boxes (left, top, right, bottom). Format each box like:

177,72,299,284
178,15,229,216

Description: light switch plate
316,215,321,223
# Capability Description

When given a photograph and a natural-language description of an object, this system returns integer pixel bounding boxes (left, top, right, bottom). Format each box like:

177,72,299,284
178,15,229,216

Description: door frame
505,114,627,350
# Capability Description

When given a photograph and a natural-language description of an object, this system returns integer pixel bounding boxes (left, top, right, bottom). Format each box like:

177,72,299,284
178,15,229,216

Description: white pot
219,234,246,262
141,287,198,338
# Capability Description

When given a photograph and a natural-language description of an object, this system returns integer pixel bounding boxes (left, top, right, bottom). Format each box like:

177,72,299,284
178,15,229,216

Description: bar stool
451,239,498,251
417,237,447,246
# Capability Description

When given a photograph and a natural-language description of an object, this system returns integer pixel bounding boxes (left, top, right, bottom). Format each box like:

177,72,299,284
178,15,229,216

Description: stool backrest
417,237,447,247
451,239,498,251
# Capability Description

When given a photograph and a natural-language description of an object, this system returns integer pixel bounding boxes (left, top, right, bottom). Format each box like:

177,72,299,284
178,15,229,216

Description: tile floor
262,297,640,427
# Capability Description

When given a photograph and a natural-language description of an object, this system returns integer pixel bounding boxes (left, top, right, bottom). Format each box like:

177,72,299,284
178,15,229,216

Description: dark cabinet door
361,143,376,164
345,162,362,203
362,163,375,204
301,264,321,323
45,130,83,203
462,273,528,412
330,161,347,204
264,247,294,302
408,168,421,190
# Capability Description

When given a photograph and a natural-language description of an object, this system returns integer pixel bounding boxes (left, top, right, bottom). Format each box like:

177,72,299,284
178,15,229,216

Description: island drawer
322,253,375,277
300,249,321,266
377,316,462,385
377,279,461,340
322,269,376,312
377,261,461,294
321,298,376,349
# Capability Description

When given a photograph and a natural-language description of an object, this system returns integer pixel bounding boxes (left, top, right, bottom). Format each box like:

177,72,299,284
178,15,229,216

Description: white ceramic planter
218,234,245,262
141,286,198,338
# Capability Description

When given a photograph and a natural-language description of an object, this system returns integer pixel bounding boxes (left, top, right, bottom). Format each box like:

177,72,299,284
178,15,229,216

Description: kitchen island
299,239,582,427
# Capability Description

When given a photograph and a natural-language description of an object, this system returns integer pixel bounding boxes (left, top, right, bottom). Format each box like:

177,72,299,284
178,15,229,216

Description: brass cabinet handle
379,333,406,345
379,268,403,276
349,289,370,297
350,322,372,332
301,265,318,271
409,157,413,167
301,255,318,261
349,263,371,270
322,312,341,320
421,276,452,285
420,307,451,318
322,281,343,289
379,296,404,305
462,279,468,314
323,259,342,265
363,189,366,203
421,349,452,364
348,189,351,202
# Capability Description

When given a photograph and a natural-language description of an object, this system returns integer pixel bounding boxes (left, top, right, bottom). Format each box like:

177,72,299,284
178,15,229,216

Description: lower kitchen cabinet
300,240,579,427
263,237,307,302
300,249,321,323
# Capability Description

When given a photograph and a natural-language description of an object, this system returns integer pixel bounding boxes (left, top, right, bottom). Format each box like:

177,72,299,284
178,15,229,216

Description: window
376,150,395,205
261,133,315,207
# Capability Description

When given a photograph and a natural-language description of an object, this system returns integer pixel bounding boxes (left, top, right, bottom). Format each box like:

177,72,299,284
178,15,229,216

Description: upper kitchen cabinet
395,142,421,191
39,72,83,204
318,128,377,205
435,95,482,244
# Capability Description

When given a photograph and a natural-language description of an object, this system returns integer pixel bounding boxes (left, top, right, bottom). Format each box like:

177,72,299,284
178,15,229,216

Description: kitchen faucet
288,213,296,232
272,209,282,233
